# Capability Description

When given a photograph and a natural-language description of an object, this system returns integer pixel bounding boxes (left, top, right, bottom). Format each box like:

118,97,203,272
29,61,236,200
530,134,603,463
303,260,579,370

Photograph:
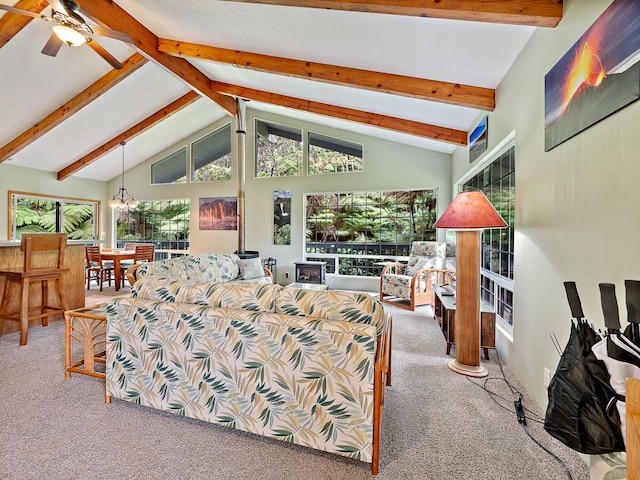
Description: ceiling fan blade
46,0,70,15
0,4,43,19
89,25,132,44
87,39,123,69
41,33,63,57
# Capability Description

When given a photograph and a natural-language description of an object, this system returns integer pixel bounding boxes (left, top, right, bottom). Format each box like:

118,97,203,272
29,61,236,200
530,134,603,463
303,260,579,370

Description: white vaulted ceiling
0,0,559,181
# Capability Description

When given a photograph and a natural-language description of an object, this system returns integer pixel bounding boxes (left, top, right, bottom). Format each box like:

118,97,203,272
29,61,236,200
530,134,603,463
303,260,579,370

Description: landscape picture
469,115,488,163
273,190,291,245
544,0,640,151
199,197,237,230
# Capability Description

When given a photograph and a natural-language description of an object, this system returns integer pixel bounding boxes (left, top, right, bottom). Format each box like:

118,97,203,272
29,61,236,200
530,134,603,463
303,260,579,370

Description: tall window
9,191,98,240
151,147,187,184
308,132,363,175
115,200,190,253
304,189,437,276
462,145,515,328
191,124,232,182
255,120,303,177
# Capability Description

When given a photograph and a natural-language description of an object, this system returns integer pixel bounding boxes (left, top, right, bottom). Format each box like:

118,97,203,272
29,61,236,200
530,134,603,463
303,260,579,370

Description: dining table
99,250,135,291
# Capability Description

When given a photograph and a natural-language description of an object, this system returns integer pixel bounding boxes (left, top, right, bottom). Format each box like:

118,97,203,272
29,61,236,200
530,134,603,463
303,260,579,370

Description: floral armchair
379,241,455,311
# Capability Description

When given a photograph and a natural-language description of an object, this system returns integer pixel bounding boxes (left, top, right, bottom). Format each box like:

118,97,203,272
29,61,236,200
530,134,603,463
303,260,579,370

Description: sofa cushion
133,277,281,312
275,288,385,335
238,257,264,280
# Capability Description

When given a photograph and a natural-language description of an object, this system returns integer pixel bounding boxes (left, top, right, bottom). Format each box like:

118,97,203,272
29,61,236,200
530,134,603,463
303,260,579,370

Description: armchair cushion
406,257,443,276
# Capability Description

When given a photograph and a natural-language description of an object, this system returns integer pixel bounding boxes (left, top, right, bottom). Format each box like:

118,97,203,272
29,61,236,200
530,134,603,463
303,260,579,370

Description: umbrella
543,281,625,454
591,281,640,447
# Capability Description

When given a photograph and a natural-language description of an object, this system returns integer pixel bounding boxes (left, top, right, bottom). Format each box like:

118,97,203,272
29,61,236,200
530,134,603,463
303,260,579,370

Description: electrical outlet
285,272,289,279
543,367,550,388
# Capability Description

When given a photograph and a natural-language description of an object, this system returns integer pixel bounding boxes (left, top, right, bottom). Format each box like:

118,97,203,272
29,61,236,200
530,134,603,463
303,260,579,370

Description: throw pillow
406,257,441,276
238,257,264,280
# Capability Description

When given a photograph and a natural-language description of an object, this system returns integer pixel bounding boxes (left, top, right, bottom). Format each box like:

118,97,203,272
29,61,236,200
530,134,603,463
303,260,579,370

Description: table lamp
434,191,507,377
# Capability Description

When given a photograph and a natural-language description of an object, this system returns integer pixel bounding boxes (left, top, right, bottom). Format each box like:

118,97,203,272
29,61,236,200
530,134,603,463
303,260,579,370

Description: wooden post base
448,359,488,378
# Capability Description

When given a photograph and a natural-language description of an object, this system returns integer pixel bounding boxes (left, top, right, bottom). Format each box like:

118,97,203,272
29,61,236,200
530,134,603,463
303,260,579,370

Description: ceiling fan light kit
0,0,131,69
52,24,86,47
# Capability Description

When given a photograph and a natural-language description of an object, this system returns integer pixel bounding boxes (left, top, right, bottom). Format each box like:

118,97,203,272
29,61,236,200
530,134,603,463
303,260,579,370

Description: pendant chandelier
108,141,138,209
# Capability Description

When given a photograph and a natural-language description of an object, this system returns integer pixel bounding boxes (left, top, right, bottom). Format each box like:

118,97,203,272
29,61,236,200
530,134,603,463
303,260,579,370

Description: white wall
0,163,108,240
107,108,453,291
452,0,640,406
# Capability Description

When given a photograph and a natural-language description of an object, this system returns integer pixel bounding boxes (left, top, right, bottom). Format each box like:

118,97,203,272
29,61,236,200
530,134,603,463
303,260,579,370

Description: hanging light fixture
109,141,138,209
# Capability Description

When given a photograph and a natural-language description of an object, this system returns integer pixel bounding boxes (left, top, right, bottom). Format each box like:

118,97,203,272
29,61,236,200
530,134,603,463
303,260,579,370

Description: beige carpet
0,289,590,479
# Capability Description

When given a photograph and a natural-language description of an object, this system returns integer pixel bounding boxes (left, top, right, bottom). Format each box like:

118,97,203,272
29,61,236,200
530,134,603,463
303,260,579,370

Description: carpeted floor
0,292,590,480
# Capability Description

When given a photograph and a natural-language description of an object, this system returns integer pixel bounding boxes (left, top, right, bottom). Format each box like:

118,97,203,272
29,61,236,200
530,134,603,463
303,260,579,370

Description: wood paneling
0,243,85,335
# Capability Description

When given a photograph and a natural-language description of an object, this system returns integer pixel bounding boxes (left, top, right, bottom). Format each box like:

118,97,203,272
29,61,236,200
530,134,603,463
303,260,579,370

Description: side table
432,284,496,360
64,303,107,380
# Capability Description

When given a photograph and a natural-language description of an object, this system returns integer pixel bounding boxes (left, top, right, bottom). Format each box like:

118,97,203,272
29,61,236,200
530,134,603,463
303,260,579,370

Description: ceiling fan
0,0,132,69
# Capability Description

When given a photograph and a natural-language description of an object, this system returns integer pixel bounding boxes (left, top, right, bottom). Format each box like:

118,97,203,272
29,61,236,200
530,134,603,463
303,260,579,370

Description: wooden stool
0,233,70,346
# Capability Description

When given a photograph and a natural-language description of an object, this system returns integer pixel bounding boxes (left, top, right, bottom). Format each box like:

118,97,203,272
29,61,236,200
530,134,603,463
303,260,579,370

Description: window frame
190,123,232,182
254,118,303,178
150,146,188,185
307,131,364,175
8,190,100,241
457,133,516,336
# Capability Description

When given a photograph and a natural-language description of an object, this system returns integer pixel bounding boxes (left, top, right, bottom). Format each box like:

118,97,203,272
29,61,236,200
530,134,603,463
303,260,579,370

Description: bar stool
0,233,70,346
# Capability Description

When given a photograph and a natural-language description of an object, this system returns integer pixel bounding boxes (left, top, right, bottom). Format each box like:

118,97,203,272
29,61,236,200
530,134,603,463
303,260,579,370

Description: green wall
107,108,453,291
0,163,108,241
452,0,640,408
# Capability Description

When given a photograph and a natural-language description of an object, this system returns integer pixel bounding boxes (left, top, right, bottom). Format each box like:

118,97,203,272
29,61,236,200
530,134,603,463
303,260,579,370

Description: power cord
466,351,574,480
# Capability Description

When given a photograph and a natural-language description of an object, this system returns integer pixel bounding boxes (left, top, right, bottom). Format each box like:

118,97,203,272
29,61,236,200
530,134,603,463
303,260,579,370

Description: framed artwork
199,197,237,230
469,115,488,163
544,0,640,151
273,190,291,245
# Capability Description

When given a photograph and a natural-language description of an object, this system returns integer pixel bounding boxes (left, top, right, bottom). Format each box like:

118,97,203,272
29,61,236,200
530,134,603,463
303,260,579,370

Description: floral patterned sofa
105,282,392,475
126,253,273,285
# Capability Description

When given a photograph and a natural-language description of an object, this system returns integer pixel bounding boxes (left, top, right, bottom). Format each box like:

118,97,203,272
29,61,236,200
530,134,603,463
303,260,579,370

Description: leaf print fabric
106,296,381,463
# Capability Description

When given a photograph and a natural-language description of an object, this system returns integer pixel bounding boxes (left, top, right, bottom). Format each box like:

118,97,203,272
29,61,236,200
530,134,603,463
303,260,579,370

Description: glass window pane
308,132,363,175
255,120,302,177
191,124,232,182
151,147,187,184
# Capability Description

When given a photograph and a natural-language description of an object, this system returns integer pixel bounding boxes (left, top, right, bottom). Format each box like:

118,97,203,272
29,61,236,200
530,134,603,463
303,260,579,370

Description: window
255,120,302,177
308,132,363,174
115,200,190,256
9,191,98,240
304,189,437,276
151,147,187,184
463,145,515,328
191,124,232,182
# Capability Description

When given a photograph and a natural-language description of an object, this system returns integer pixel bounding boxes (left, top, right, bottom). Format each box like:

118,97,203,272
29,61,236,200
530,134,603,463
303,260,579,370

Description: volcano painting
199,197,237,230
544,0,640,152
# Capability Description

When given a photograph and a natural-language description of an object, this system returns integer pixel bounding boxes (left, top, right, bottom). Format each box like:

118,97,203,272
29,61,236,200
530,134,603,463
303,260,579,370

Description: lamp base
448,359,488,378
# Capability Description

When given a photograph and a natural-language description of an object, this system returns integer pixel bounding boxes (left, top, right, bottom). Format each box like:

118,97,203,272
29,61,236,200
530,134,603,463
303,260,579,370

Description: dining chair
121,244,155,286
85,246,114,292
0,233,70,346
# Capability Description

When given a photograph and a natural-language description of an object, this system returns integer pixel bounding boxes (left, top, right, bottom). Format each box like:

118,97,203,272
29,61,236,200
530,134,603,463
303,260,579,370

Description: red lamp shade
434,191,507,229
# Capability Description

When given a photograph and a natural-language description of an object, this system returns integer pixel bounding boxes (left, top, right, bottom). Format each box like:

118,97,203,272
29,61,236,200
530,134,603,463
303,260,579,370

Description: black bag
544,319,625,454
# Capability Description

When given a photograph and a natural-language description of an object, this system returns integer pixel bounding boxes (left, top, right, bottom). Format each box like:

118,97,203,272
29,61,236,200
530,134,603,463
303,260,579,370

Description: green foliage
256,136,302,177
14,198,95,239
274,224,291,245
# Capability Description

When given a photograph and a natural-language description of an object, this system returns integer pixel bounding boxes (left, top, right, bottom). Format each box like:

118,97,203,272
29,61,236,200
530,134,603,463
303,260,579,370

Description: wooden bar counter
0,240,85,336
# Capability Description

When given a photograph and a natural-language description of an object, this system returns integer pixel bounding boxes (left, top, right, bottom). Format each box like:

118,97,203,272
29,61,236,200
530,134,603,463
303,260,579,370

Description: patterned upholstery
105,284,389,467
132,253,270,284
379,241,455,311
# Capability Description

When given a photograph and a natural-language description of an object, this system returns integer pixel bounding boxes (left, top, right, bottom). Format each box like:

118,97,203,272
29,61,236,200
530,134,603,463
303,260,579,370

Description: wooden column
448,229,487,377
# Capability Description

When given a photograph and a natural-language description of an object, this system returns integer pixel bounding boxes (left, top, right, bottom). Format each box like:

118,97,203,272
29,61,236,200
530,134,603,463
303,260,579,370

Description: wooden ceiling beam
0,0,49,50
76,0,236,115
56,91,201,180
0,53,148,164
225,0,563,27
211,81,467,146
159,39,494,111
